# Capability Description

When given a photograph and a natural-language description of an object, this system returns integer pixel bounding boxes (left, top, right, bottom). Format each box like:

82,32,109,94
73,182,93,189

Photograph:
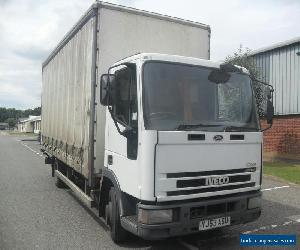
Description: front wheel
106,187,128,243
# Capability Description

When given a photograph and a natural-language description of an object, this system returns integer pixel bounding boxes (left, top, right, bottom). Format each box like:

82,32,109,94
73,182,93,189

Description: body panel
95,5,210,176
41,2,210,182
42,16,95,177
155,131,262,201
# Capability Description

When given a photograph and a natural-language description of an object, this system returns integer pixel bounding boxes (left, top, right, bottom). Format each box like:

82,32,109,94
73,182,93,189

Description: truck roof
115,53,220,68
100,1,210,30
115,53,250,74
43,1,210,68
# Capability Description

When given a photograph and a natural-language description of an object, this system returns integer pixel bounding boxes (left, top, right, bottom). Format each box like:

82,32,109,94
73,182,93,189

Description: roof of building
0,123,8,126
249,36,300,56
19,116,41,123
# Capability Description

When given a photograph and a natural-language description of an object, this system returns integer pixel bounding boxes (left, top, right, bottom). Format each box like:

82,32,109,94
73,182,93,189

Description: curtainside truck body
42,1,272,243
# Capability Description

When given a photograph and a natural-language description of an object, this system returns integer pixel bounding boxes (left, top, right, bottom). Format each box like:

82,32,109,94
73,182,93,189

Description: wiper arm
176,123,222,131
223,126,258,132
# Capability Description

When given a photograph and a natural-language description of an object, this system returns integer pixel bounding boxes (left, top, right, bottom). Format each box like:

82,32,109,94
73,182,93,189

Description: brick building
250,37,300,160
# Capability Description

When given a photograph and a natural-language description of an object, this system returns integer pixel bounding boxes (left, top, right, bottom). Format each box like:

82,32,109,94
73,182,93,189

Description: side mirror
100,74,116,106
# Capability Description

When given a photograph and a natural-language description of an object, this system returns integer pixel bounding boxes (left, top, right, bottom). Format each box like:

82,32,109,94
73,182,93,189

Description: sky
0,0,300,109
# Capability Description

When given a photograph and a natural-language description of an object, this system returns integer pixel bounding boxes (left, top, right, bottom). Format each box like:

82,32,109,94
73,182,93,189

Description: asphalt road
0,133,299,250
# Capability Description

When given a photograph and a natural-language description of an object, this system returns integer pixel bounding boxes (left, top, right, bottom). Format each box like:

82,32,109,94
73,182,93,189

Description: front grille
177,174,251,188
167,168,255,179
190,206,205,218
167,182,255,196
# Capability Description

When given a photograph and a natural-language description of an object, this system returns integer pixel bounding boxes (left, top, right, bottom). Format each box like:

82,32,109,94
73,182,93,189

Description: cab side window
114,68,137,127
114,69,130,125
113,66,138,160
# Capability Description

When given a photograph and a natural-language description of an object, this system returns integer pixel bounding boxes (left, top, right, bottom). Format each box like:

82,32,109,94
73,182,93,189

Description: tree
225,45,265,117
0,107,41,123
5,118,16,129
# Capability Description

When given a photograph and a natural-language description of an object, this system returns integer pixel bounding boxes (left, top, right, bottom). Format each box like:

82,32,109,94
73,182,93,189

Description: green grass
263,161,300,185
7,131,36,137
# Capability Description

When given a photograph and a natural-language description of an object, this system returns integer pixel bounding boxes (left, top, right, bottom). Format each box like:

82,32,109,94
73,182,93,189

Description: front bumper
121,191,261,240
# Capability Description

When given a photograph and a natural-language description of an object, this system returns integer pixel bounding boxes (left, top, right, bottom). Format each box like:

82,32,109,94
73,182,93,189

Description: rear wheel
55,176,66,188
53,160,67,188
106,187,128,243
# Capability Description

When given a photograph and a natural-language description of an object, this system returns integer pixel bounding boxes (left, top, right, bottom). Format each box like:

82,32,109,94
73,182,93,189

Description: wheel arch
100,168,138,217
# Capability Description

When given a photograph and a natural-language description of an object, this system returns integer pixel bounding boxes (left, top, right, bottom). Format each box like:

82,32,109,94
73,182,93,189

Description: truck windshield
142,62,259,131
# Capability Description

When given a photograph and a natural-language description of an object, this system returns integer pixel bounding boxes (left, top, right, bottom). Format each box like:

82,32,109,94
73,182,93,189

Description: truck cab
99,53,267,241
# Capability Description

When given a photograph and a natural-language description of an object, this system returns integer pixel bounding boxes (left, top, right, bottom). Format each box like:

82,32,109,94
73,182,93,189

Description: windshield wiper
223,126,258,132
176,123,223,131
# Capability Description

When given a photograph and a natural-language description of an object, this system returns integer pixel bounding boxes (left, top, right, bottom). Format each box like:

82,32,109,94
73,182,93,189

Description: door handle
108,155,113,165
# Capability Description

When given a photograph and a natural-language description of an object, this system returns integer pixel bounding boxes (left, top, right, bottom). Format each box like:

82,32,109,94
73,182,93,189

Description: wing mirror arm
107,105,133,138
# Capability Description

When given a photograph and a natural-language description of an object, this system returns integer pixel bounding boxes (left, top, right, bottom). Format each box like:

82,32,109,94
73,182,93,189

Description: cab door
105,65,139,197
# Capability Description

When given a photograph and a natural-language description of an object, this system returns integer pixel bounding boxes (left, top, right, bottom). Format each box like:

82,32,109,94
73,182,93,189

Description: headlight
248,197,261,209
138,209,173,224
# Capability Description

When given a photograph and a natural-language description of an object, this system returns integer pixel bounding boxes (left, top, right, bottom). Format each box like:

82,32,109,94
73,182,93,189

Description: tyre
53,160,67,188
55,176,66,188
106,187,128,243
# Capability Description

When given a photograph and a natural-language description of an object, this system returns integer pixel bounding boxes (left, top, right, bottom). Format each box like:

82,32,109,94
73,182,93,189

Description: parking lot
0,134,299,249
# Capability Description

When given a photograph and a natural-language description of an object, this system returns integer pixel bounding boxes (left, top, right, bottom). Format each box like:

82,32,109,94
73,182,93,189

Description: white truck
41,1,274,242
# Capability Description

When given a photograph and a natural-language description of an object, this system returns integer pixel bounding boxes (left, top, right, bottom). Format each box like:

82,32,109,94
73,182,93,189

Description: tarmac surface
0,133,299,249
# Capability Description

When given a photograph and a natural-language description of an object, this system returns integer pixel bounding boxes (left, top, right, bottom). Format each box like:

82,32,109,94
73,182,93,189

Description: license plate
199,216,230,231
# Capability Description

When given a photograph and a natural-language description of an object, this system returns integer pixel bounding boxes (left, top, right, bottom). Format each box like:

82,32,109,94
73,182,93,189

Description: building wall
18,123,25,132
261,115,300,160
252,41,300,159
18,121,34,133
34,120,41,134
253,42,300,115
25,122,33,133
18,116,41,133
